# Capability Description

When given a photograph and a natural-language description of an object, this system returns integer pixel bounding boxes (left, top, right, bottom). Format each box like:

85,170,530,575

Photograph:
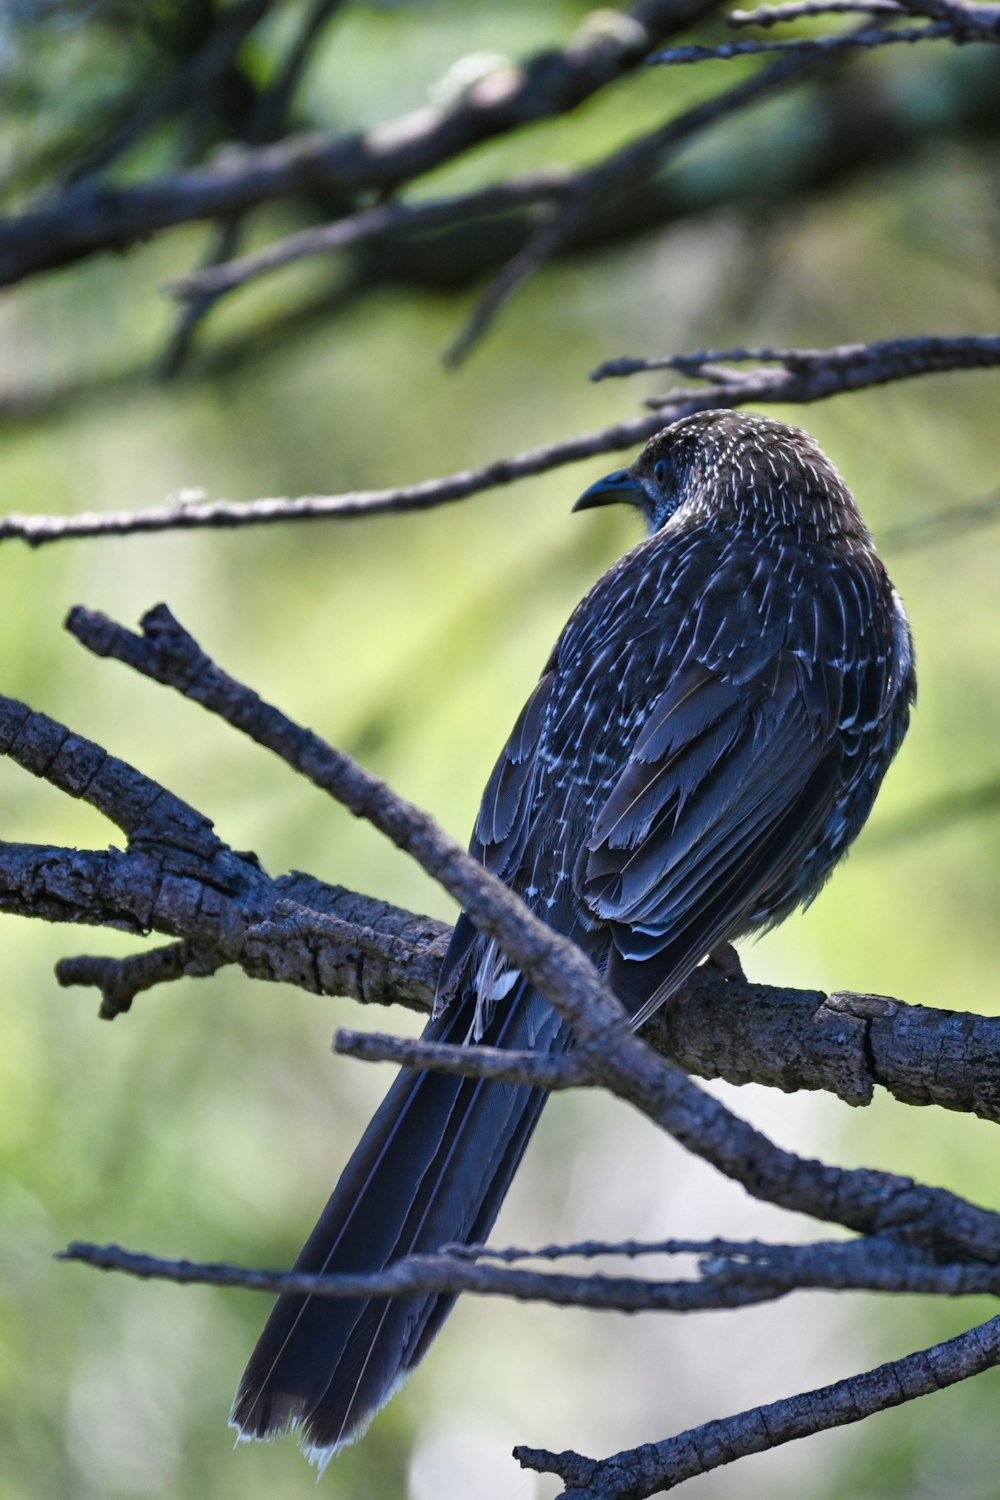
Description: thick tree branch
5,604,999,1489
3,601,1000,1120
0,0,723,289
3,663,997,1118
49,602,1000,1266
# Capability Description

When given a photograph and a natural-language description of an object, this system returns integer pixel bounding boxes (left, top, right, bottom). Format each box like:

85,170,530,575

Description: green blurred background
1,3,1000,1497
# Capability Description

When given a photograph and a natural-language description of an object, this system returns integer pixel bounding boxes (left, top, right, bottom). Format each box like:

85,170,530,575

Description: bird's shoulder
551,518,900,695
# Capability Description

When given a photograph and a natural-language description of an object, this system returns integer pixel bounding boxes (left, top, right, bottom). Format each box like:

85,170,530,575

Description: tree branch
652,21,960,64
517,1314,1000,1498
6,601,1000,1486
2,337,998,547
3,610,999,1123
0,0,723,289
590,334,1000,387
729,1,909,26
444,45,831,365
56,1230,1000,1311
52,602,1000,1266
167,172,574,306
56,942,226,1020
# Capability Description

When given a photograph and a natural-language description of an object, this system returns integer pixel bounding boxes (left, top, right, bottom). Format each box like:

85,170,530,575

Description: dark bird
231,409,915,1467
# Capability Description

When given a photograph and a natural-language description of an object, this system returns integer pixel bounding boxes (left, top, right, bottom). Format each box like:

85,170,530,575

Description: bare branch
0,410,669,546
160,218,246,381
5,661,1000,1123
729,1,906,25
57,1240,777,1313
102,1230,997,1304
446,46,828,364
58,603,1000,1263
55,1233,1000,1310
168,173,573,306
589,334,1000,384
896,0,1000,32
158,0,351,377
250,0,350,139
517,1314,1000,1498
3,337,998,547
652,22,957,63
0,0,724,289
334,1027,592,1090
0,690,223,848
59,0,277,188
56,943,226,1020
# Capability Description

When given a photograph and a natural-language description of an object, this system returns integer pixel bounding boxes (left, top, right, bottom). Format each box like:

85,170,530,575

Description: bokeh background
1,4,1000,1498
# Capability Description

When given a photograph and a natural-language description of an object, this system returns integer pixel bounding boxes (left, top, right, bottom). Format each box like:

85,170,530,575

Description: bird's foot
700,942,745,984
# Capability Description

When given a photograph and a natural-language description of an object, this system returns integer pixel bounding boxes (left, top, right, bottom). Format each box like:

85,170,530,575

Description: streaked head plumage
575,409,871,547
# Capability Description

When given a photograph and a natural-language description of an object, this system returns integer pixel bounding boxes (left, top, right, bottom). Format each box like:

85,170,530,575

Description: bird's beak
572,468,644,512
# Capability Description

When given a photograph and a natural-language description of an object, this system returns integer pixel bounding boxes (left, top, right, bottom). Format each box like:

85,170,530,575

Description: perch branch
4,666,999,1120
55,602,1000,1264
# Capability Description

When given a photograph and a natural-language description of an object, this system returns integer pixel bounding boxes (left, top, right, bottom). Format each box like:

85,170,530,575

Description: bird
231,408,916,1468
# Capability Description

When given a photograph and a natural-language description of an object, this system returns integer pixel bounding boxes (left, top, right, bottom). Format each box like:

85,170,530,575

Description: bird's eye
653,459,668,486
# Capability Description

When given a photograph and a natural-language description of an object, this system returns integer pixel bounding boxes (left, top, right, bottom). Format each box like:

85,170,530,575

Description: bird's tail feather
230,987,568,1464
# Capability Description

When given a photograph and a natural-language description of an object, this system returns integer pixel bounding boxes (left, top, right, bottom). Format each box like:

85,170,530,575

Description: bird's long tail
230,986,568,1467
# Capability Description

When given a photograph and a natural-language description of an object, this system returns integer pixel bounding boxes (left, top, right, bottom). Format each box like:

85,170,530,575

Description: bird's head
574,409,870,545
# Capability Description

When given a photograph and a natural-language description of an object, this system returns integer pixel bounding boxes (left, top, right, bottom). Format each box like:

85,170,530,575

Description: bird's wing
577,566,894,1028
436,670,556,1016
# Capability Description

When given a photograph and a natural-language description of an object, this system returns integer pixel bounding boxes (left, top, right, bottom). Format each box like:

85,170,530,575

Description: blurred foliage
1,3,1000,1500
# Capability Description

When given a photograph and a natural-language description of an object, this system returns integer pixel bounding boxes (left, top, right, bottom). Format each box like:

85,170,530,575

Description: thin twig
652,22,956,63
896,0,1000,33
445,46,828,365
160,218,245,379
60,0,277,188
729,0,905,26
159,0,351,376
56,942,225,1020
56,1240,776,1313
168,173,573,305
251,0,349,140
589,334,1000,380
56,1234,1000,1309
4,336,998,547
335,1027,591,1089
0,410,670,546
